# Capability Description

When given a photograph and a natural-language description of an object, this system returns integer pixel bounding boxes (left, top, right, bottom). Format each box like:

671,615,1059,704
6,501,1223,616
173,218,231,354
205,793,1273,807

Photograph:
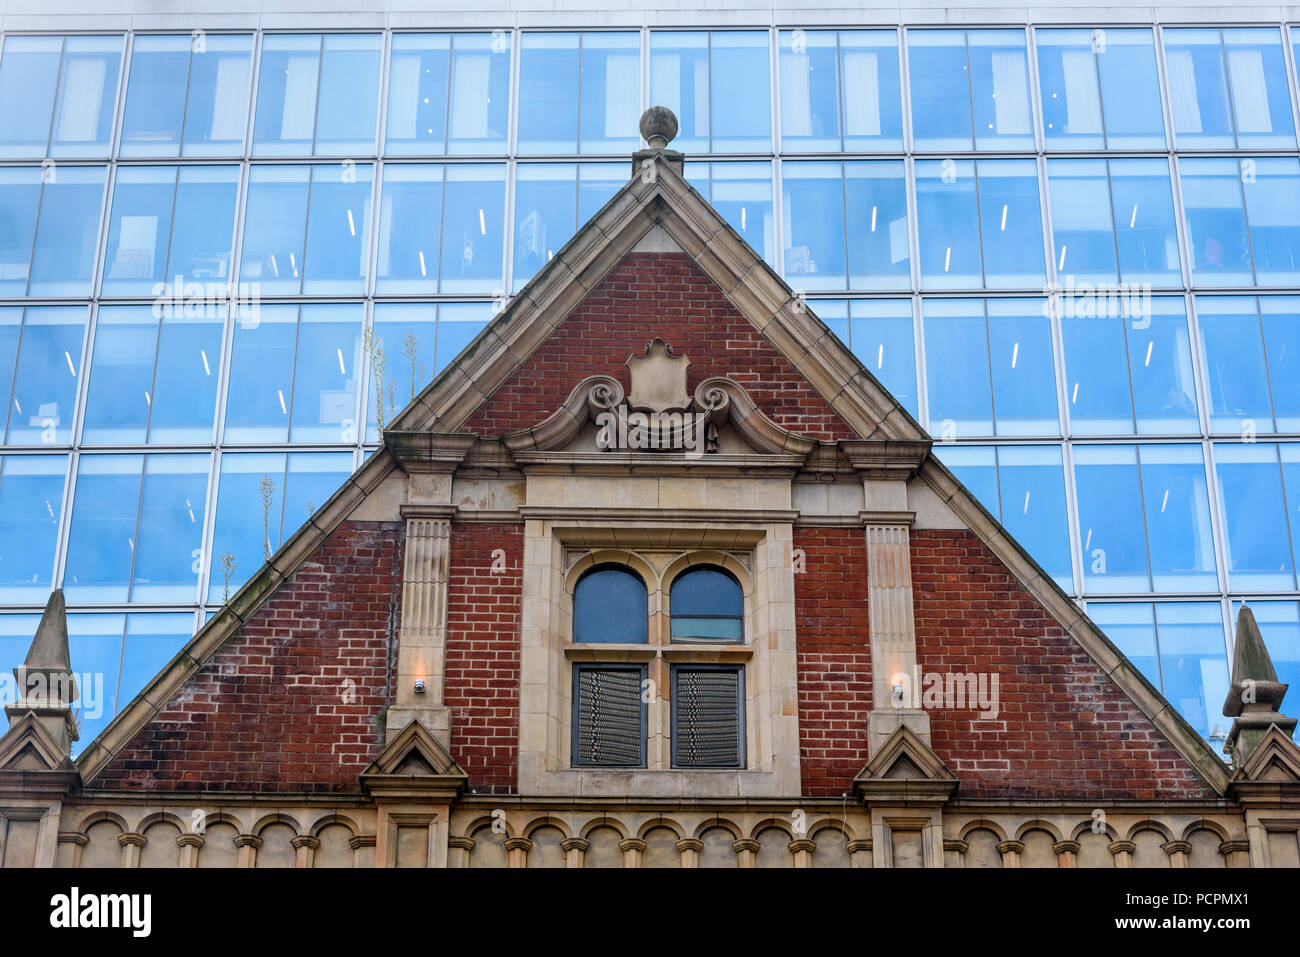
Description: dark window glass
573,565,648,644
670,566,744,642
572,664,644,767
672,666,744,768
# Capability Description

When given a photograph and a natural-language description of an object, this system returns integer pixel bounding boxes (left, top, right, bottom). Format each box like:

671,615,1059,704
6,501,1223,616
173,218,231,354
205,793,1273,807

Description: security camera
414,678,426,695
891,683,904,704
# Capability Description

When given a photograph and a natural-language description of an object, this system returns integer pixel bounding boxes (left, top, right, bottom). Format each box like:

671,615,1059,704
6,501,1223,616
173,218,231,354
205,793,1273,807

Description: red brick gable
794,527,873,797
461,252,856,441
444,523,521,795
910,529,1217,801
91,521,400,793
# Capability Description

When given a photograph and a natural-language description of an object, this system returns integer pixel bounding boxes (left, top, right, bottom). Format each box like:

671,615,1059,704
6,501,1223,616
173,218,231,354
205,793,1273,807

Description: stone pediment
1233,724,1300,784
360,720,468,800
853,724,958,804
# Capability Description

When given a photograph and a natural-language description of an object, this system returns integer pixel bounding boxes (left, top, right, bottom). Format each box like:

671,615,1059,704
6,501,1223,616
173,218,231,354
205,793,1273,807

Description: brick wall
92,521,401,793
462,252,854,441
910,529,1217,800
794,526,872,796
444,522,522,795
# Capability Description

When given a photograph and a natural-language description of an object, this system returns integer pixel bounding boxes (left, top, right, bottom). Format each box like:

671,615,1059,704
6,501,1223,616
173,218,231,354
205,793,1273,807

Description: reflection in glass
915,160,981,289
0,455,66,601
1179,157,1252,286
1074,445,1151,593
386,33,511,156
1214,442,1296,590
5,307,86,446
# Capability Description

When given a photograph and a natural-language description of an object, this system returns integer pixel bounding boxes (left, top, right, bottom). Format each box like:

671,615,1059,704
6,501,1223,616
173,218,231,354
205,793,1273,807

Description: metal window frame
670,662,746,770
570,661,647,769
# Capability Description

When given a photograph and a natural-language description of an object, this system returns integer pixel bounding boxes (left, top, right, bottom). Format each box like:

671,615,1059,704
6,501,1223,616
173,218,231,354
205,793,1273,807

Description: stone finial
639,106,679,149
1223,605,1296,767
5,589,78,753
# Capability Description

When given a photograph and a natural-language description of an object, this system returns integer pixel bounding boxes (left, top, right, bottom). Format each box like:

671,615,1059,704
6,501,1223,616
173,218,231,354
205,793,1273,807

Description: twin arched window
571,562,744,644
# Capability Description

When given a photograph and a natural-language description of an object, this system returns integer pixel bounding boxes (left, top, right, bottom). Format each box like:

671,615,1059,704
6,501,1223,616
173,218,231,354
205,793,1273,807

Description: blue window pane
119,35,189,157
1138,444,1217,592
849,299,917,418
968,30,1034,150
841,31,903,152
165,166,239,290
283,451,353,536
289,304,362,443
1036,30,1110,149
1089,602,1159,685
1282,445,1300,579
814,298,850,344
0,455,66,601
1097,29,1165,149
368,303,438,443
574,565,648,644
1223,29,1295,149
780,30,841,152
102,166,177,296
1074,445,1151,593
670,566,743,642
449,34,511,155
650,32,709,154
150,311,223,444
1242,600,1300,696
119,613,193,710
934,446,999,512
1129,297,1199,434
0,617,41,698
518,33,580,153
1110,158,1181,287
1242,157,1300,286
1048,158,1118,284
67,614,124,749
376,164,443,294
314,34,380,155
698,162,774,266
181,35,253,157
1165,29,1235,149
781,161,845,291
63,454,144,602
1261,298,1300,432
908,30,973,151
846,161,909,290
513,164,577,290
253,35,320,155
916,160,981,289
1062,309,1134,435
1154,602,1230,748
6,306,86,446
986,299,1058,436
207,452,284,602
239,165,309,294
997,445,1073,591
0,309,18,423
1214,443,1296,590
29,166,106,297
576,163,625,223
1179,157,1252,286
579,33,640,154
48,36,122,158
0,168,42,297
976,159,1045,289
386,34,450,155
223,305,297,443
129,454,209,602
439,164,505,294
302,163,372,295
82,307,157,444
434,302,492,374
710,32,771,152
1197,296,1274,433
0,37,63,157
923,299,992,438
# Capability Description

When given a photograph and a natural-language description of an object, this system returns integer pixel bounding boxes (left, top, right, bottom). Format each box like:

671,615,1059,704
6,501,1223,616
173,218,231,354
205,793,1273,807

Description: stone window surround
520,518,801,797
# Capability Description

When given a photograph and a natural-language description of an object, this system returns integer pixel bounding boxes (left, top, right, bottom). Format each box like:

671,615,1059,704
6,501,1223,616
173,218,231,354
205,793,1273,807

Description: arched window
669,566,743,643
573,564,648,644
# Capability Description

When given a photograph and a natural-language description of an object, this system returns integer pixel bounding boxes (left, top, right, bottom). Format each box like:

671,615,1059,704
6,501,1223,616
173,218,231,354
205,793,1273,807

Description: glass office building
0,5,1298,754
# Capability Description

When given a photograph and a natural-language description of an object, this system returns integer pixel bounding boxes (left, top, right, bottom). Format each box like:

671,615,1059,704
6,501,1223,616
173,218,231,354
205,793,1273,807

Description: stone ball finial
640,106,678,149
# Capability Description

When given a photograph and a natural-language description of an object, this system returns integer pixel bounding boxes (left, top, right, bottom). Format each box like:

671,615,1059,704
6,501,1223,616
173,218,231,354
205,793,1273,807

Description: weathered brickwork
794,526,873,797
92,521,401,793
910,528,1217,801
462,252,855,441
444,522,523,795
